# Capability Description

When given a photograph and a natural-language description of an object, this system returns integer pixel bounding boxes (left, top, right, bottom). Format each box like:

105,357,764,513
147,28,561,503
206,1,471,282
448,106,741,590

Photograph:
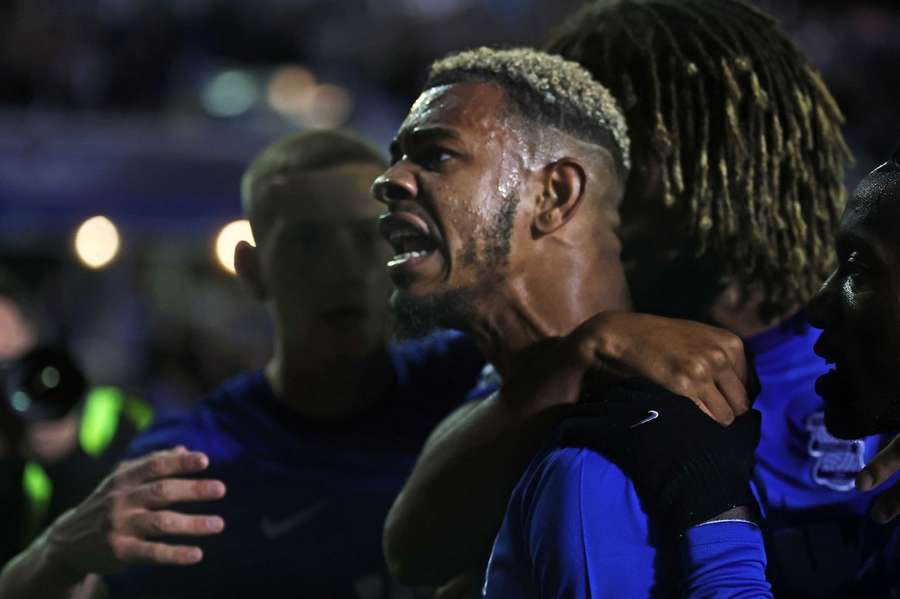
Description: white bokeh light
215,219,255,275
74,216,121,269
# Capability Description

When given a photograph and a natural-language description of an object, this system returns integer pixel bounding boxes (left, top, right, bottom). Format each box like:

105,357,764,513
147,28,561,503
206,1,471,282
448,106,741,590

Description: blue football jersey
105,330,485,599
482,444,771,598
482,314,897,597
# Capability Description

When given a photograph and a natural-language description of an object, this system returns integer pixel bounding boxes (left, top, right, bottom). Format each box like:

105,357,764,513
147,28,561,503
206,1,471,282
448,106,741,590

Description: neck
264,336,390,421
466,233,631,377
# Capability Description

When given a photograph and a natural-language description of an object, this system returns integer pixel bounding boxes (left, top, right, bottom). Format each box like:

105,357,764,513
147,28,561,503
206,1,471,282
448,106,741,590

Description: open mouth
813,332,848,400
379,212,443,279
813,332,840,367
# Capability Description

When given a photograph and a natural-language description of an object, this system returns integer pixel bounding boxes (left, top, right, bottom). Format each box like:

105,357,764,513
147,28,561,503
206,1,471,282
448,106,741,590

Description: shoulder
389,330,485,388
124,372,264,461
499,445,663,597
518,445,642,512
514,444,650,547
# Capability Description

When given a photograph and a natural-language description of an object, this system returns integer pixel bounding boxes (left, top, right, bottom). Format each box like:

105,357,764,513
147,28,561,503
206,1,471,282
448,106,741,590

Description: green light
80,387,123,457
78,387,154,457
124,396,154,432
11,390,31,413
40,366,61,389
24,461,52,505
23,460,52,540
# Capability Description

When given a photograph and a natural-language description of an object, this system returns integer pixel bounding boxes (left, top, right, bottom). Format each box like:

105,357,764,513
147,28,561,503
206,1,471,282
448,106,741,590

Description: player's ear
234,241,267,300
532,158,587,235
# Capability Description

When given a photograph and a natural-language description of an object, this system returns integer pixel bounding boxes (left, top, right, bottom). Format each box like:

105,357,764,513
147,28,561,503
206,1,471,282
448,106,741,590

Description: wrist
704,504,759,523
40,514,89,584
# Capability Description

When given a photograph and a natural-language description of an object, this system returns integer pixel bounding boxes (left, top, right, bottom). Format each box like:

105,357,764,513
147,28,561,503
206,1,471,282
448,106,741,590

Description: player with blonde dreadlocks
548,1,890,596
548,0,851,326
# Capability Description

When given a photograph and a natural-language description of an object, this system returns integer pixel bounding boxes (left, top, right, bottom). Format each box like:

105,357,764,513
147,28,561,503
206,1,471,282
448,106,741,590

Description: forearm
0,529,89,599
384,391,568,586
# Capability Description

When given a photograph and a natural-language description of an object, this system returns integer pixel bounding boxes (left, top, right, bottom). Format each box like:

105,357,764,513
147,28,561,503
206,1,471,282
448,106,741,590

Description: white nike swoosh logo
631,410,659,428
261,502,327,539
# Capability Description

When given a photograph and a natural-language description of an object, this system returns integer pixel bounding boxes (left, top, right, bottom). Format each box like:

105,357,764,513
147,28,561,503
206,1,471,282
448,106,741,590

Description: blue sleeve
515,447,771,598
120,410,236,462
680,520,773,598
121,419,186,459
518,447,670,598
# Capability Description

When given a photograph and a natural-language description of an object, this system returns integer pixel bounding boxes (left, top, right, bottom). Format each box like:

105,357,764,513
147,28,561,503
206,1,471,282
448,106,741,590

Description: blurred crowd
0,0,897,412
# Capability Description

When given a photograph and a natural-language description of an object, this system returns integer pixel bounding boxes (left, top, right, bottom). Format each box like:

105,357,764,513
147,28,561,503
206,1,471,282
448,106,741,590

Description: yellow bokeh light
215,219,255,275
74,216,121,269
267,66,316,117
304,84,354,128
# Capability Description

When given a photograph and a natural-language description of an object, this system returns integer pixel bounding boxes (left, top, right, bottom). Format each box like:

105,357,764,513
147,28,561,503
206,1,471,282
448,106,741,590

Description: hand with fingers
45,445,226,575
515,312,762,532
857,434,900,524
505,311,756,425
0,446,226,599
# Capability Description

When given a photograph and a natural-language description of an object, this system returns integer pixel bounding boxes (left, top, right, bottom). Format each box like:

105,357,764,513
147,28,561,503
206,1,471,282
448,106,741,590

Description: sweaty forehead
842,169,900,248
400,82,509,139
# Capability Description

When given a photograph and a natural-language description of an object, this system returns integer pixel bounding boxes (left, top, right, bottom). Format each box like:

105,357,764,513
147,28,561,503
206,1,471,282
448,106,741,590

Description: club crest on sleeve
805,411,866,492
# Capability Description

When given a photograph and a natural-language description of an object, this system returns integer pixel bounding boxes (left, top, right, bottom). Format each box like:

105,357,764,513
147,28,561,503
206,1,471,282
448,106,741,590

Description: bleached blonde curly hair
427,46,630,173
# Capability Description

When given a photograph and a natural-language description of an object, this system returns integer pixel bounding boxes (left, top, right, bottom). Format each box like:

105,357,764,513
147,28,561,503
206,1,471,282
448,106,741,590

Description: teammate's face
372,82,530,335
255,163,392,360
809,162,900,438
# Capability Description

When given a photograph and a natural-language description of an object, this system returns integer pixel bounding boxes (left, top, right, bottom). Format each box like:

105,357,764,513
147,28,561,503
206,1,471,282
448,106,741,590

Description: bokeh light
304,84,354,128
11,390,31,413
74,216,121,269
268,66,316,117
267,66,353,127
41,366,61,389
202,70,259,118
0,297,36,359
215,219,255,275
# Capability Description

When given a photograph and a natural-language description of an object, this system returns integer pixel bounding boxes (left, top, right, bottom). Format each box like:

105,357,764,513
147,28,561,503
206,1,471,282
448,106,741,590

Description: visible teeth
387,251,430,266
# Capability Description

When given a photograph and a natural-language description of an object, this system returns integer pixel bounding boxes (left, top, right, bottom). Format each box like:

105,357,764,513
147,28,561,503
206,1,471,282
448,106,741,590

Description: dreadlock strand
721,58,744,103
620,72,638,110
548,0,850,321
668,56,685,195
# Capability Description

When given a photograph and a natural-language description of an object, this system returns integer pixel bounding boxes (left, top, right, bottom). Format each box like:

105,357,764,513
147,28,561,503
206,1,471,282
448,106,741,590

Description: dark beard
391,288,473,339
392,190,519,340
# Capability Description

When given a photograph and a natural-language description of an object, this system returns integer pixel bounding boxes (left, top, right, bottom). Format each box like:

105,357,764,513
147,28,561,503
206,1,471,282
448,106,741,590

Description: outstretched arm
383,311,753,586
0,447,226,599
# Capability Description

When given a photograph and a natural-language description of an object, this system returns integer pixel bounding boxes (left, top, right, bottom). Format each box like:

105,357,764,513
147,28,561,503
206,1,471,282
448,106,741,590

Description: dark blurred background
1,0,898,410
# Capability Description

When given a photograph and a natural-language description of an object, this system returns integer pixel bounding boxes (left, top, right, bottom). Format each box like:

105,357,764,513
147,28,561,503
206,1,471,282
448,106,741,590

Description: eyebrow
391,126,462,158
